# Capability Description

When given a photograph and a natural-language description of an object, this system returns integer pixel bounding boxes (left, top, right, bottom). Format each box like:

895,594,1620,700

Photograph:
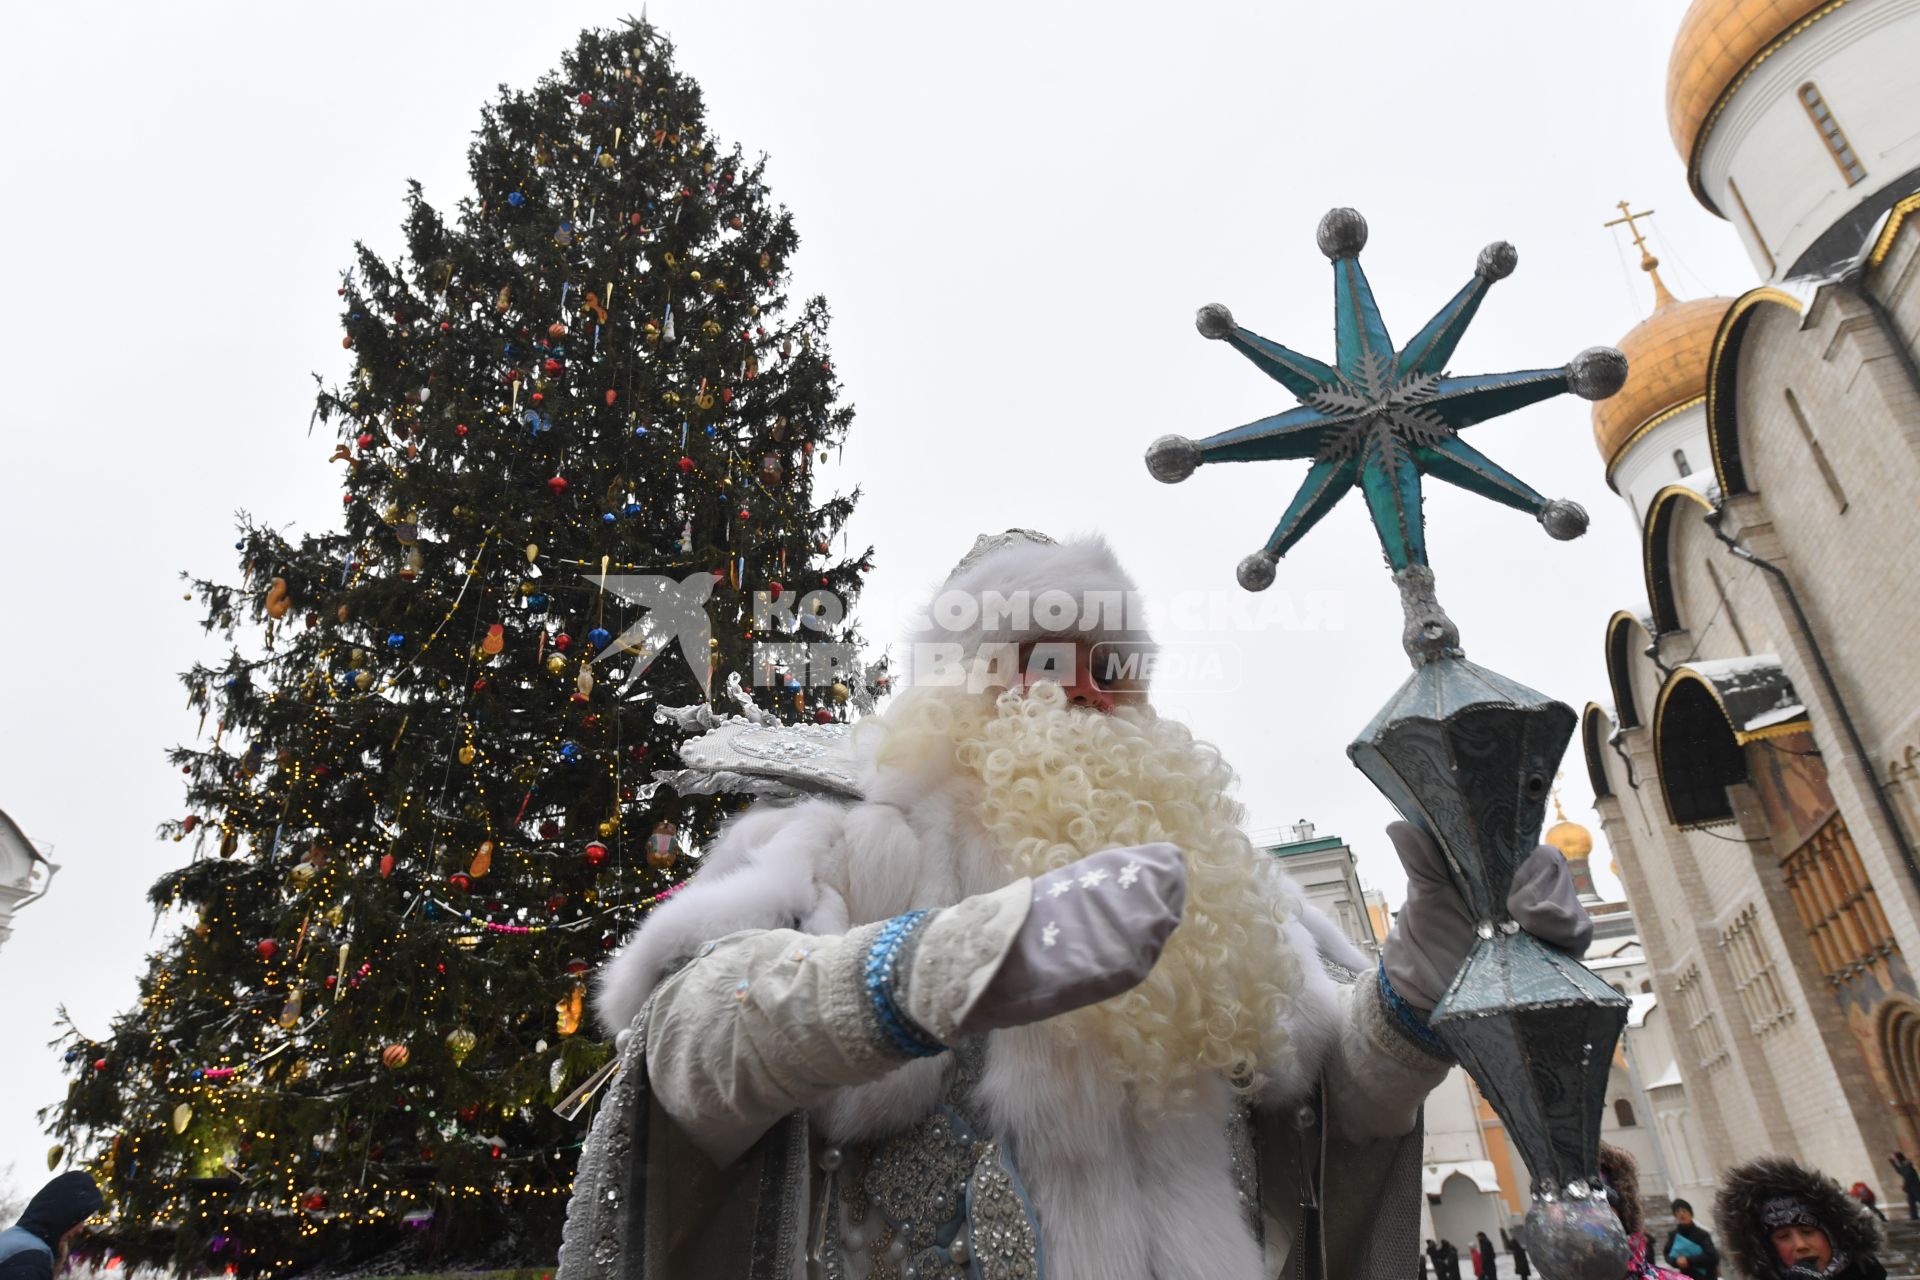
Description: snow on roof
1646,1063,1685,1091
1680,655,1807,736
1675,471,1723,504
1628,992,1658,1028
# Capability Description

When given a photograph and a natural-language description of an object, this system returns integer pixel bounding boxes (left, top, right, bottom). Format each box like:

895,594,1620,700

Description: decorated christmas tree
44,20,873,1275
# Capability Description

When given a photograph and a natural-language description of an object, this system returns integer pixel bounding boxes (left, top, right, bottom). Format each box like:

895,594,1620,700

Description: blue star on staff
1147,208,1626,591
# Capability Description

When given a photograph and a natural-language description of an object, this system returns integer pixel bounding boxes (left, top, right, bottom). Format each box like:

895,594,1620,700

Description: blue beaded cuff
1377,964,1450,1060
864,910,946,1059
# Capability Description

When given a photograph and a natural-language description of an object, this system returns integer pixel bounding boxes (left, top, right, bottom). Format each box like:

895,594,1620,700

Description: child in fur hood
1713,1157,1885,1280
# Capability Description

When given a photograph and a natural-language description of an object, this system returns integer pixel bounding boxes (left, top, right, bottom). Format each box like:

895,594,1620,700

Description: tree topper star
1147,208,1626,593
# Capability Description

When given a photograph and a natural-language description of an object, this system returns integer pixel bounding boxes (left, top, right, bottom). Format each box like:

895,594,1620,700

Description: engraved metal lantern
1148,209,1633,1280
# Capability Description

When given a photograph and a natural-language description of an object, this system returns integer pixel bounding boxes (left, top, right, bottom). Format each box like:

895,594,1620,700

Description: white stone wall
1610,403,1714,527
1697,0,1920,279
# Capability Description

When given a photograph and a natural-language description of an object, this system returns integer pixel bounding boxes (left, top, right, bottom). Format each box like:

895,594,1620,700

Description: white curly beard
891,682,1307,1104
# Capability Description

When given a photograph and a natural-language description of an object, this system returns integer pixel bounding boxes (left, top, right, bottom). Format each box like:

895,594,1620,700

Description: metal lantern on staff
1148,207,1634,1280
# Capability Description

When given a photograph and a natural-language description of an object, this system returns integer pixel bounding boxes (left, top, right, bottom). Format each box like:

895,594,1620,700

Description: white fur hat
901,530,1157,686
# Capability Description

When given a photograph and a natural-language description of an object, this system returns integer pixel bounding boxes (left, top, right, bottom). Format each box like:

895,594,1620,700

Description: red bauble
324,975,337,989
554,633,572,651
439,321,450,332
627,745,648,762
677,456,693,473
92,1058,107,1071
605,389,617,406
584,841,609,869
458,1103,480,1123
449,872,472,893
356,432,373,448
342,335,353,349
547,475,569,496
531,392,544,404
548,322,567,339
814,709,833,724
182,815,199,832
547,894,568,913
472,677,488,692
768,582,783,600
565,958,590,976
629,212,642,226
543,358,562,375
256,939,279,962
455,423,469,437
379,852,395,879
577,91,593,105
539,820,562,840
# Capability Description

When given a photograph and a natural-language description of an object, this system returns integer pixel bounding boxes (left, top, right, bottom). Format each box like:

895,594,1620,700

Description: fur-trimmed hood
901,530,1156,681
1599,1142,1644,1238
1714,1157,1882,1280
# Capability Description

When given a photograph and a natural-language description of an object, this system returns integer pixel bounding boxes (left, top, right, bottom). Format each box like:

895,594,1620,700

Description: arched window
1614,1098,1637,1128
1672,448,1691,477
1800,83,1867,185
1640,979,1652,994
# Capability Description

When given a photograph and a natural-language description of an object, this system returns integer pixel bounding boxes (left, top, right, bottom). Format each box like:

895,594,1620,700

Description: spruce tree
44,20,872,1275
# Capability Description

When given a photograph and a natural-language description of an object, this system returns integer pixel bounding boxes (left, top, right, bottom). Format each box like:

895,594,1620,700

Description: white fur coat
593,746,1400,1280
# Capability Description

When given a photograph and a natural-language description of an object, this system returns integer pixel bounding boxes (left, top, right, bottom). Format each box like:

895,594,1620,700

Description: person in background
1663,1199,1720,1279
1476,1230,1501,1280
1440,1239,1463,1280
1851,1182,1888,1223
1890,1152,1920,1221
1717,1156,1885,1280
1503,1227,1530,1279
0,1172,103,1280
1599,1143,1684,1279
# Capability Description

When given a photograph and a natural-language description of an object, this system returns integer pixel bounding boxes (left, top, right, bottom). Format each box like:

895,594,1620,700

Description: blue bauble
602,512,617,525
587,627,612,649
633,424,649,437
386,633,405,649
623,503,642,518
506,192,526,208
559,741,581,762
528,593,549,612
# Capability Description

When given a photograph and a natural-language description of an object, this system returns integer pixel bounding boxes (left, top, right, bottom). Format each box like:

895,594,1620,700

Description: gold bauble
172,1103,193,1133
353,671,373,691
348,648,366,668
831,682,851,704
598,819,619,837
546,653,569,675
46,1146,63,1171
597,152,615,169
458,745,476,765
526,543,539,563
445,1026,478,1066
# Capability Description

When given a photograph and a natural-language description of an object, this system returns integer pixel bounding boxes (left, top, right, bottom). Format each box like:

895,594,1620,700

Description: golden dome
1667,0,1847,205
1593,273,1735,472
1544,795,1594,861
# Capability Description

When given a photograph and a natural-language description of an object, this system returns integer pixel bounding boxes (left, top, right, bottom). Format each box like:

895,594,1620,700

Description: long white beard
882,683,1305,1104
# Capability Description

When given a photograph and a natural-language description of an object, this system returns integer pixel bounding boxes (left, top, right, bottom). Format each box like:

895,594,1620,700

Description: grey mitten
952,842,1187,1035
1383,820,1592,1013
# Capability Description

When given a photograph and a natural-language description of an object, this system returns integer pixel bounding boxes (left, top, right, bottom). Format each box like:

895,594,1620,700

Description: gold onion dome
1544,795,1594,862
1668,0,1838,200
1592,206,1735,470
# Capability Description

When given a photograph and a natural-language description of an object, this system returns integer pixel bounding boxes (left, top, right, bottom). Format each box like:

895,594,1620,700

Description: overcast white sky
0,1,1759,1191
